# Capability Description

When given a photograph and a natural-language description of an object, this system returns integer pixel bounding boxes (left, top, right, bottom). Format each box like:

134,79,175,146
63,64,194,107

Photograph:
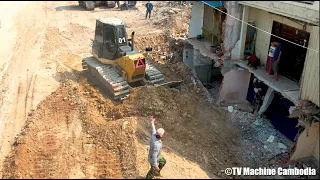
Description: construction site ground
0,1,310,179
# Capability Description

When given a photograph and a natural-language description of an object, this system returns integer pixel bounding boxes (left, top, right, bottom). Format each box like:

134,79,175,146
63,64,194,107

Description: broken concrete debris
266,135,275,143
278,142,287,149
253,118,262,126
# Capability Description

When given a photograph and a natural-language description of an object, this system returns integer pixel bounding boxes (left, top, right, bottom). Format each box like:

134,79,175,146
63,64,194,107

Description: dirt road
0,1,242,178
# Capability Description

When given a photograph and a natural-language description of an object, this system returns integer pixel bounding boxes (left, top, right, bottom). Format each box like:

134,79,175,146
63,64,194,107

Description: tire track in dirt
93,148,123,178
0,2,49,174
32,130,63,178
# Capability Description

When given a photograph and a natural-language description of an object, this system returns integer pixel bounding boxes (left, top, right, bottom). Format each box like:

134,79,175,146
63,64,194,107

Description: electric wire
206,3,319,53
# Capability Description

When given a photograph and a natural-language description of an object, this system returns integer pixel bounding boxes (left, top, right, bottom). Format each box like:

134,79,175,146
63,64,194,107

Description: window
117,26,127,46
95,21,103,43
104,26,115,45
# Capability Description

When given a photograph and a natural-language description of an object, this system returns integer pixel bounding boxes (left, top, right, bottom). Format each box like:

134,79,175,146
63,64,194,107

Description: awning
198,1,224,8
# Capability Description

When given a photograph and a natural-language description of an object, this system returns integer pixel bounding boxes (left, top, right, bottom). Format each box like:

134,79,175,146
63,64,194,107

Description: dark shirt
146,2,153,11
273,43,282,61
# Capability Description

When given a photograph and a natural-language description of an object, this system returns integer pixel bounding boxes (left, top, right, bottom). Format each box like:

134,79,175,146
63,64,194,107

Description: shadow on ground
55,5,129,12
55,5,86,11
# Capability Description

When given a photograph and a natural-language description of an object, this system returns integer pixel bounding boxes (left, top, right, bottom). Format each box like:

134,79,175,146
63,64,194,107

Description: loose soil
0,1,244,179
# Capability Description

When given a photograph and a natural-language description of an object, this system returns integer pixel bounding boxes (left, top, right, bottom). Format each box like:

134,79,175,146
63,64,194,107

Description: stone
227,106,234,113
278,143,287,149
266,135,275,143
122,121,129,130
253,119,262,126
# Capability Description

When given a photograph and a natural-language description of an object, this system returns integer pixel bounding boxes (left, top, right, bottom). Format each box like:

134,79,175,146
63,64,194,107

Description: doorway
270,21,310,83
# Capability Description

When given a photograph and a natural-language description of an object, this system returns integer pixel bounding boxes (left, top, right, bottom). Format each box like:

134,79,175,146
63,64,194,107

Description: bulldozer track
82,57,165,100
82,57,130,100
145,63,165,85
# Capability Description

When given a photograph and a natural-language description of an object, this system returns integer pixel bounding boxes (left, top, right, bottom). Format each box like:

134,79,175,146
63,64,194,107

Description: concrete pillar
239,5,249,60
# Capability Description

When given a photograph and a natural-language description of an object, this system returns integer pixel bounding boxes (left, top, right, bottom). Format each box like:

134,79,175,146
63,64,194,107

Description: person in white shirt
266,41,276,75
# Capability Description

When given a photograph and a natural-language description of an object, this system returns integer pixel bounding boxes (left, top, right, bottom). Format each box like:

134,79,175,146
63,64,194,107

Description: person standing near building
145,1,153,19
273,41,282,81
146,116,166,179
115,1,120,8
266,41,276,75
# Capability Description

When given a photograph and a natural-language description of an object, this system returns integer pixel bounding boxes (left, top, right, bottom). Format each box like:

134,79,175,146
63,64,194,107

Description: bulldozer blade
155,80,183,90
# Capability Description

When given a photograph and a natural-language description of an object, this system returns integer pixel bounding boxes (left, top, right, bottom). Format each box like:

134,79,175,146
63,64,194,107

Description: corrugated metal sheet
199,1,224,7
300,26,319,106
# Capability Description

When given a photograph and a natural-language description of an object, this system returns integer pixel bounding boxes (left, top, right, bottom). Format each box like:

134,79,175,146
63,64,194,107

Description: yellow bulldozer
82,17,182,100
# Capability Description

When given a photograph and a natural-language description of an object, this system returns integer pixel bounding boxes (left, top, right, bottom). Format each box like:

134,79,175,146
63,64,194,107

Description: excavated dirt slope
2,76,242,178
1,1,244,179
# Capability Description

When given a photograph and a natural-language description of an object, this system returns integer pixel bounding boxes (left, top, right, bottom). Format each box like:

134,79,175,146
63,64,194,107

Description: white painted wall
300,26,319,106
246,7,314,64
239,1,319,25
223,1,243,54
188,2,204,38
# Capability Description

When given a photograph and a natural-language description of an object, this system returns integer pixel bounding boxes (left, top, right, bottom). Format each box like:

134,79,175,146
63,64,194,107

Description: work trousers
146,10,151,19
145,156,166,179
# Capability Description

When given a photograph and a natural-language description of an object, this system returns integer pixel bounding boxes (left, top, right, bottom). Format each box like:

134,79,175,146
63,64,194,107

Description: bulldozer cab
92,17,135,60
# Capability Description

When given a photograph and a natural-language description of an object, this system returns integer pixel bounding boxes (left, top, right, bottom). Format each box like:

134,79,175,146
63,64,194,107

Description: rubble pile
228,110,294,167
289,100,320,128
151,1,191,38
123,86,197,120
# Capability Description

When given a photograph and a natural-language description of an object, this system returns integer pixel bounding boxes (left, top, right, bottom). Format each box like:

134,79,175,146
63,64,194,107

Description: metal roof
97,17,125,26
198,1,224,8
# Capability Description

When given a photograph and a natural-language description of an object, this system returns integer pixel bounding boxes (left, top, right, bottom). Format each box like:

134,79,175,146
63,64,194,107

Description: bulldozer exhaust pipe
131,31,135,51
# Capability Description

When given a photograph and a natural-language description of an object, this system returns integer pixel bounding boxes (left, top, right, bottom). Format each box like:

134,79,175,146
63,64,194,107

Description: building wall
223,1,243,54
239,1,319,25
203,4,214,39
300,26,319,106
183,43,194,69
188,2,204,38
247,7,313,64
291,122,320,161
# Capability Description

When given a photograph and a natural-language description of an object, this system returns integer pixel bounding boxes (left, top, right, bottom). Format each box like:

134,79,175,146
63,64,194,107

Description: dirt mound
2,73,241,178
151,1,191,36
1,80,139,178
121,85,240,178
124,86,196,119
